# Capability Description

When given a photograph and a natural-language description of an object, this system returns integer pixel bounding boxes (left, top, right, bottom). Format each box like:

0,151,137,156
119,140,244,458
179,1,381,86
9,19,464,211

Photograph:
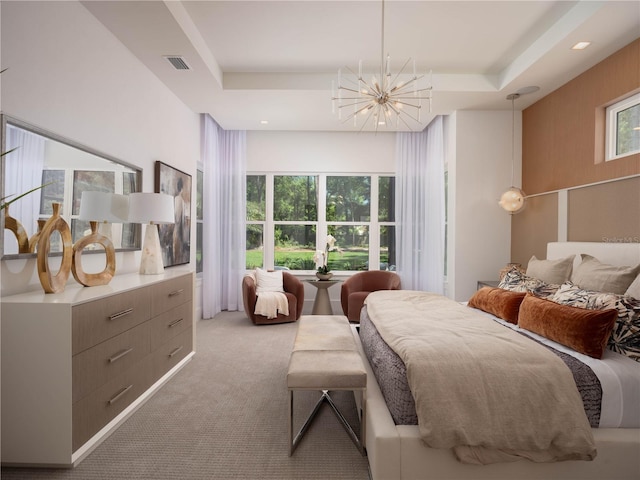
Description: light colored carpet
1,311,370,479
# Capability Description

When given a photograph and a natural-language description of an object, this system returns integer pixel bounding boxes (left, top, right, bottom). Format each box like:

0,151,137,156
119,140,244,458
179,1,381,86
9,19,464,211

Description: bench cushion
287,315,366,389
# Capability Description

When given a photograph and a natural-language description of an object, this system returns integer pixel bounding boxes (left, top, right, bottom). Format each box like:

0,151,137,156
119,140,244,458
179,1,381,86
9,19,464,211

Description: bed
355,242,640,480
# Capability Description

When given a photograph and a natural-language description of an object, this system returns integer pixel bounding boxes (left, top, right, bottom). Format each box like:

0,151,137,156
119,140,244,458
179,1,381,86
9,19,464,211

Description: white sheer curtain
4,125,46,251
201,114,247,318
395,116,445,292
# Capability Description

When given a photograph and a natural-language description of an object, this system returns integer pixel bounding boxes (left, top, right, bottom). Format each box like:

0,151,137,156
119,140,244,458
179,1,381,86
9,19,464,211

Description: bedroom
1,1,639,479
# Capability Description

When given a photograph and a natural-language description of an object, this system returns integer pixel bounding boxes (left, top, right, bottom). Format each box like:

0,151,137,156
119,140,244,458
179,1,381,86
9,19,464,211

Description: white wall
247,130,396,173
447,110,519,301
1,1,199,296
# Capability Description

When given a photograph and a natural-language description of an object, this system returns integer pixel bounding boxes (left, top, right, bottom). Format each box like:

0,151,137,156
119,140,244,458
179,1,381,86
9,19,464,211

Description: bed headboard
547,242,640,269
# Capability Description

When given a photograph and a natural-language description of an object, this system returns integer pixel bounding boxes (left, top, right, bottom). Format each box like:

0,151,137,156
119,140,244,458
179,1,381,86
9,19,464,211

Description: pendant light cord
380,0,385,83
511,95,515,187
507,92,520,188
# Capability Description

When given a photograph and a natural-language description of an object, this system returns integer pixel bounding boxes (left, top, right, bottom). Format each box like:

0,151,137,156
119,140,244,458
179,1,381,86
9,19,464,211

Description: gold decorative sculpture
36,203,73,293
29,219,46,253
3,205,30,253
72,221,116,287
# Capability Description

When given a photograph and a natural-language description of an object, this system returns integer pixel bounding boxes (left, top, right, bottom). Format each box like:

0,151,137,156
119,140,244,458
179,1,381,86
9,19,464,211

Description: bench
286,315,367,456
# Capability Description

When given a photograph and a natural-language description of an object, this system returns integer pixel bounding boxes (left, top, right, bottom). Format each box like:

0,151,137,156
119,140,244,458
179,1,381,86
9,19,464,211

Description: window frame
245,172,395,274
605,92,640,162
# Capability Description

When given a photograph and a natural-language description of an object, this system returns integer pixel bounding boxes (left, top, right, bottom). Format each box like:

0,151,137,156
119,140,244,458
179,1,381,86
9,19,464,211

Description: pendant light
499,93,526,214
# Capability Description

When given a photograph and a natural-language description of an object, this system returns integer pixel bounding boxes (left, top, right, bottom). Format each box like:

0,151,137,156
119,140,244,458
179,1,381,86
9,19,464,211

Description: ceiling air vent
164,55,191,71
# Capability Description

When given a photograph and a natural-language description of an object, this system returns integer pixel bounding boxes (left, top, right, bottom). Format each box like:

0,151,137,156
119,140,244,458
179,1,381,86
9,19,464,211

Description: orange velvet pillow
517,293,617,359
468,287,527,324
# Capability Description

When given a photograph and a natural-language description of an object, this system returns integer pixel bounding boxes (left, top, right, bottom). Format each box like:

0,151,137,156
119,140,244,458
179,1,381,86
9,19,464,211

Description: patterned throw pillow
550,282,640,362
498,268,561,299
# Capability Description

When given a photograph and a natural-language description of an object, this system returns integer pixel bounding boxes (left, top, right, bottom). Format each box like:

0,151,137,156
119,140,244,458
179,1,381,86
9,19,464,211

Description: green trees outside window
246,173,395,272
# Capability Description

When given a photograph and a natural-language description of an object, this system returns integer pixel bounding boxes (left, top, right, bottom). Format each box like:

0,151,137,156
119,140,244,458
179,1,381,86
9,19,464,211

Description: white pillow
526,255,575,285
255,268,284,294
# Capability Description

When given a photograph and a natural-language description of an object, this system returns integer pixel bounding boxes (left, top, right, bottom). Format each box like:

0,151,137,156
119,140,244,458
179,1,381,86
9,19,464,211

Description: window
246,174,395,272
274,175,317,270
246,175,266,269
606,92,640,161
36,168,136,252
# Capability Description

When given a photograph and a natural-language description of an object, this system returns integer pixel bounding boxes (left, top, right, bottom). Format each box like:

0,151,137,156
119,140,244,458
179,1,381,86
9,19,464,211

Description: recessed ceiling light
260,120,269,125
571,41,591,50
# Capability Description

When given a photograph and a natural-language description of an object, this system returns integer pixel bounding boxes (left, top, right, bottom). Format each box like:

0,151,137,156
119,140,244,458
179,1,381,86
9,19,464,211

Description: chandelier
332,0,433,132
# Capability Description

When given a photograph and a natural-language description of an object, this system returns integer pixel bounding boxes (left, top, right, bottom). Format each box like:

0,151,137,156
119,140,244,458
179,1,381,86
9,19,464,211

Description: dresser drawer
72,321,152,403
149,273,192,318
72,355,153,451
153,327,193,380
150,301,192,351
72,287,151,355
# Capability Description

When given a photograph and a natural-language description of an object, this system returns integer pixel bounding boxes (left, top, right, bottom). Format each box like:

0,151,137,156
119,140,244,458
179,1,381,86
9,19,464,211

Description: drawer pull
108,384,133,405
168,345,184,358
168,288,184,297
108,347,134,363
108,308,133,321
168,318,183,328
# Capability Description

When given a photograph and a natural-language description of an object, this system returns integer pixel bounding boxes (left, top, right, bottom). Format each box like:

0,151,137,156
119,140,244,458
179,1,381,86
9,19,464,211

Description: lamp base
139,223,165,275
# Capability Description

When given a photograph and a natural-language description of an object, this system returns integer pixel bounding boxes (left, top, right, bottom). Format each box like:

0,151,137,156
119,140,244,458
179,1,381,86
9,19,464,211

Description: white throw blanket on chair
254,292,289,319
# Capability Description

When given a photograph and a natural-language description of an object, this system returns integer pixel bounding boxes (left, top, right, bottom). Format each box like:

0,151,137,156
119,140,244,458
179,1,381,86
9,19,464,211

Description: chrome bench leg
289,389,365,456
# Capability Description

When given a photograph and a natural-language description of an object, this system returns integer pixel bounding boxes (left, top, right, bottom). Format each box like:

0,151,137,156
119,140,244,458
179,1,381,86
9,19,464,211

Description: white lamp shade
79,192,129,222
128,193,175,224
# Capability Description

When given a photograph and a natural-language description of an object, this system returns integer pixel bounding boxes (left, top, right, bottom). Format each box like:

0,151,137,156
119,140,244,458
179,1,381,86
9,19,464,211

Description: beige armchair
341,270,401,322
242,271,304,325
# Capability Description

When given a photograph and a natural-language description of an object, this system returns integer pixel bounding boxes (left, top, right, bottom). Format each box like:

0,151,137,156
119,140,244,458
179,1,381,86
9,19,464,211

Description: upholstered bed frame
355,242,640,480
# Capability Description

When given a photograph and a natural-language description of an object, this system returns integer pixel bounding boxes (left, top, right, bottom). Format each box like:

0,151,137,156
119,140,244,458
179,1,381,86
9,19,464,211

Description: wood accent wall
512,38,640,265
511,194,558,267
522,38,640,195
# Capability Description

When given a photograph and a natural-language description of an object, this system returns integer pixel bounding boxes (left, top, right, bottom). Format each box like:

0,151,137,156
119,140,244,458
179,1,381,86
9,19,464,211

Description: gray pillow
571,254,640,295
526,255,575,285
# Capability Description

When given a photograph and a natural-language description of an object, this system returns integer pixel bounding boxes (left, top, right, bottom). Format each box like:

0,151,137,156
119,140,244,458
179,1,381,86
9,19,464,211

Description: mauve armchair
242,271,304,325
340,270,401,322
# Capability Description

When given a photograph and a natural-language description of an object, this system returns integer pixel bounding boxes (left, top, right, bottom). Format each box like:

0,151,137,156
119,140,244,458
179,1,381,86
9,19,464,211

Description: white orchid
326,234,336,250
313,249,326,269
316,234,338,274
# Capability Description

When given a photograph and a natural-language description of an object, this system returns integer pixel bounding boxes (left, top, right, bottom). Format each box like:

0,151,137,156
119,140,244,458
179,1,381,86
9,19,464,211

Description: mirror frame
1,114,142,259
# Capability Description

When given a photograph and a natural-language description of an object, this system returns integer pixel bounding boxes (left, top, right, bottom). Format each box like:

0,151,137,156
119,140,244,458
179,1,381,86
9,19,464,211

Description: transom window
606,92,640,161
246,174,395,273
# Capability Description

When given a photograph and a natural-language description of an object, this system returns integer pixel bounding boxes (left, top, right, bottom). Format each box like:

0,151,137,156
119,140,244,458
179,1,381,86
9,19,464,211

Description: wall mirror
1,114,142,259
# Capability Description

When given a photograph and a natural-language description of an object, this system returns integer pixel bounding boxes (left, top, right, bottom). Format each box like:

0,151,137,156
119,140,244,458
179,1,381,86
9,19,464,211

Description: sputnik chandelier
332,0,433,132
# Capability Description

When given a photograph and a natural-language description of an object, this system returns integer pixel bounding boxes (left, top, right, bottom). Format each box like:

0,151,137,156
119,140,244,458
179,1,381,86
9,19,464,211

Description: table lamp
128,192,175,274
72,192,129,286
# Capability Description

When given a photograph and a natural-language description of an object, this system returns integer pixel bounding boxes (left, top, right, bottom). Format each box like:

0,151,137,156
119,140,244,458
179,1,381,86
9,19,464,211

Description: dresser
1,270,195,467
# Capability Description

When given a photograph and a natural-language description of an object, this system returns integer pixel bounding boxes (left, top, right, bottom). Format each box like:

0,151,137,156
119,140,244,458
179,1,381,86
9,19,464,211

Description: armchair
242,271,304,325
341,270,401,322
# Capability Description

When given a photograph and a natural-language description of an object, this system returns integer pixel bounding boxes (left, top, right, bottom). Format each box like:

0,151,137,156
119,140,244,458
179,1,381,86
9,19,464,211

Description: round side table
305,279,341,315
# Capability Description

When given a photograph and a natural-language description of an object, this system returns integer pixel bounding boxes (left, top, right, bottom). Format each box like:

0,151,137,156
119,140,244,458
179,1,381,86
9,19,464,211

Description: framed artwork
155,161,192,268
